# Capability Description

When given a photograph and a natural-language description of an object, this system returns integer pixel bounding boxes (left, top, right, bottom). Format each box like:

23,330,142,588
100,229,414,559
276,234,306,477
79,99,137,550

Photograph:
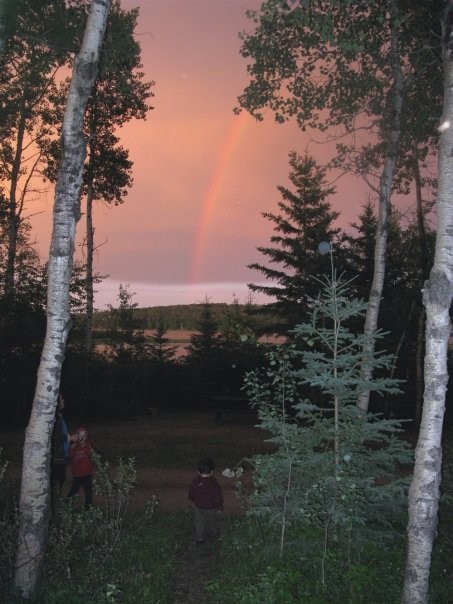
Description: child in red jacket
68,426,93,508
188,458,224,543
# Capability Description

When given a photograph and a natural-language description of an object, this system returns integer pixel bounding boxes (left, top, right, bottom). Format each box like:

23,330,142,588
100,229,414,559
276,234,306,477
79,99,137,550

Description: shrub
43,455,138,600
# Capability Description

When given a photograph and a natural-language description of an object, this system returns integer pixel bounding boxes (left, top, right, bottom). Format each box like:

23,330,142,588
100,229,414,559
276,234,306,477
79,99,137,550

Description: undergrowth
36,455,191,604
207,517,406,604
1,455,191,604
36,509,190,604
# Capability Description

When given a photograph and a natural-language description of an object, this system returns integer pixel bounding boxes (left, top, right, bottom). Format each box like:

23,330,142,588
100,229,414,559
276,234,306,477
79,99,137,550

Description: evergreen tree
103,284,149,417
0,216,46,307
343,201,377,299
187,298,219,360
148,318,177,365
186,299,222,406
106,283,144,355
248,151,343,330
345,202,412,300
143,318,181,412
216,297,266,397
0,217,46,424
243,265,412,580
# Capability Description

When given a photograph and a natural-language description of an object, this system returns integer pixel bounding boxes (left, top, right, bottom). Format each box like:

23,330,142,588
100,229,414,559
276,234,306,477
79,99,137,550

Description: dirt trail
172,536,218,603
127,465,242,603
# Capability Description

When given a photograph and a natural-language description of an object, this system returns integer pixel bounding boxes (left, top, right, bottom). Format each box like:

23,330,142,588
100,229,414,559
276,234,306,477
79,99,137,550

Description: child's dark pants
68,475,92,508
192,505,218,541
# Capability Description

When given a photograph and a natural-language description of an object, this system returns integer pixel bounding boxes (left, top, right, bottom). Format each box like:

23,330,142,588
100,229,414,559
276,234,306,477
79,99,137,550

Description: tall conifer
248,152,343,330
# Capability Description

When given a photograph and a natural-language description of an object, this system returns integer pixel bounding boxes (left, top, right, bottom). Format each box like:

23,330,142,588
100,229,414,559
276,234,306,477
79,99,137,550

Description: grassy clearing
2,412,273,471
91,412,272,470
2,414,452,603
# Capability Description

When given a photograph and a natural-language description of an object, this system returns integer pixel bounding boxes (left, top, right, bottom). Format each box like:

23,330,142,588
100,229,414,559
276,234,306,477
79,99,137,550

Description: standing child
188,458,224,543
68,426,93,508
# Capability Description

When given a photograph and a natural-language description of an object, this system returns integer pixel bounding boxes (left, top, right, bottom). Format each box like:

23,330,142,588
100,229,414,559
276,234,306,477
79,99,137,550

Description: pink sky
30,0,371,308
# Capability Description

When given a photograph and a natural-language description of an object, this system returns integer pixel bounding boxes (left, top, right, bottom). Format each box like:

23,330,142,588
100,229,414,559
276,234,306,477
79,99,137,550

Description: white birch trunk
358,0,404,411
403,3,453,601
14,1,111,598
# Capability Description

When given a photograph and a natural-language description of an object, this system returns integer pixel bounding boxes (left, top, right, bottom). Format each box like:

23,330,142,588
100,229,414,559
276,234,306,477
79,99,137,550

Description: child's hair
76,426,89,442
198,458,215,474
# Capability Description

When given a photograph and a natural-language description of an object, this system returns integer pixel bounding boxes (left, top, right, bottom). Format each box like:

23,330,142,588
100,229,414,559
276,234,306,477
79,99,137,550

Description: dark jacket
51,415,69,465
188,475,224,510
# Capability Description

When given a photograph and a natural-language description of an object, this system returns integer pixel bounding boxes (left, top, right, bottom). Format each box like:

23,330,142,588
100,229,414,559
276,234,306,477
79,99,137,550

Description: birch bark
403,2,453,600
357,0,405,411
14,0,111,598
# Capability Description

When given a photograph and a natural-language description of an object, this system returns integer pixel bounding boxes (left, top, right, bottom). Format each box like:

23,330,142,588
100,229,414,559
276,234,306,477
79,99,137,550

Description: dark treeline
92,302,277,332
0,295,270,426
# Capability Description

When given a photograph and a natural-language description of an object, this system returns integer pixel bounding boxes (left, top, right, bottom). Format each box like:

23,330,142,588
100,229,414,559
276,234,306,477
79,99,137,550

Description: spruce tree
187,299,219,360
186,299,222,406
248,152,344,330
243,260,412,579
343,201,377,299
148,318,177,364
106,283,145,358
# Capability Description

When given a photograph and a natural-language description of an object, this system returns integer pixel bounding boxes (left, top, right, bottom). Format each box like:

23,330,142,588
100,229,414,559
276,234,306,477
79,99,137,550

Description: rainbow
189,111,248,285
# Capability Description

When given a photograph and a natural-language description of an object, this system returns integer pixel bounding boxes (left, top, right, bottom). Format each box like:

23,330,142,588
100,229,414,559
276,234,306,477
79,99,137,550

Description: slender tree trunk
358,0,404,411
413,147,429,426
403,3,453,600
414,147,430,281
14,1,111,598
85,177,95,354
5,109,26,296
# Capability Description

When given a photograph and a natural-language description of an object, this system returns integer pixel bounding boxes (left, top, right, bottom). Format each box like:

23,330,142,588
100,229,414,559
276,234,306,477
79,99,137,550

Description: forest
1,0,453,602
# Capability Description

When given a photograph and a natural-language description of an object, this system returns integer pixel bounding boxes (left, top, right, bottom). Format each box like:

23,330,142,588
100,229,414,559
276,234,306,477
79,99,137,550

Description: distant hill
92,302,278,332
